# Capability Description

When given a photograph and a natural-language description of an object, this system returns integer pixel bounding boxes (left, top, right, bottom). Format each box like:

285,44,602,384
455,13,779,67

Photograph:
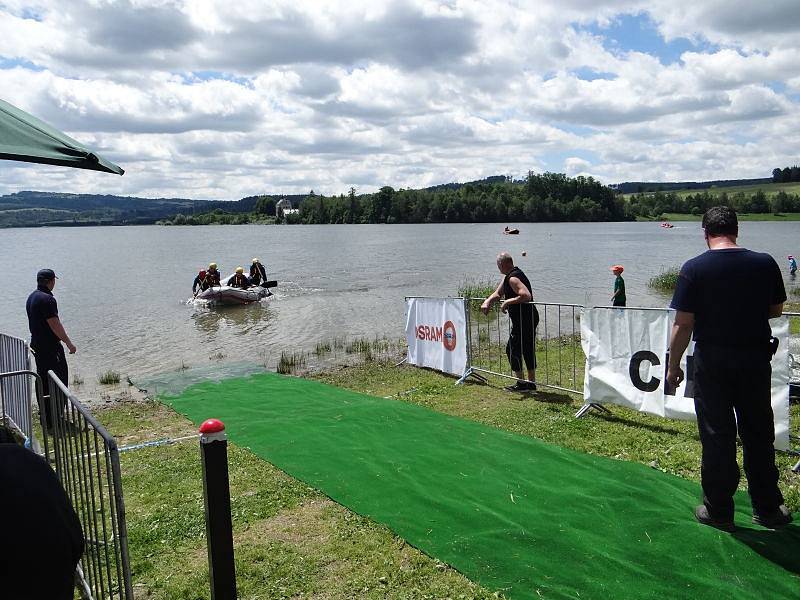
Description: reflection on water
191,302,277,337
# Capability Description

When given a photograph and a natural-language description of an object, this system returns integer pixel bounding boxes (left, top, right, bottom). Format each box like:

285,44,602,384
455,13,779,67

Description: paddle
263,280,277,288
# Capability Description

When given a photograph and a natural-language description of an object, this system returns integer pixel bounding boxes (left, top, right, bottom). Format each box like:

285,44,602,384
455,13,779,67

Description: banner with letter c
405,297,468,377
581,307,790,450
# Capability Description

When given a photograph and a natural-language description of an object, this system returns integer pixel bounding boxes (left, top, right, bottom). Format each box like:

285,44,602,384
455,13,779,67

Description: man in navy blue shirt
26,269,76,430
667,206,792,531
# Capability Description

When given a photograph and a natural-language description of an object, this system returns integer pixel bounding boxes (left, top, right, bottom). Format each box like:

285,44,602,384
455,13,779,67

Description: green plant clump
277,351,307,374
458,277,496,300
98,370,121,385
648,267,681,293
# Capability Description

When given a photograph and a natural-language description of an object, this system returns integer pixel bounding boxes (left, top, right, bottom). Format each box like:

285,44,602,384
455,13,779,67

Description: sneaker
694,505,735,533
504,381,531,393
753,505,793,529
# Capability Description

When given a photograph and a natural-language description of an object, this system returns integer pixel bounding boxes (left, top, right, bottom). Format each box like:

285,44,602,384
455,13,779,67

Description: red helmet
199,270,207,277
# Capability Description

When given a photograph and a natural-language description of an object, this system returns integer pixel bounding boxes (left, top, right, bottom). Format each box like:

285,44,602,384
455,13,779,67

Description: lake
2,222,798,389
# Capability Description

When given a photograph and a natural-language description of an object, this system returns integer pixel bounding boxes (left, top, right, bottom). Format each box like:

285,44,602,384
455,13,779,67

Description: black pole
199,418,237,600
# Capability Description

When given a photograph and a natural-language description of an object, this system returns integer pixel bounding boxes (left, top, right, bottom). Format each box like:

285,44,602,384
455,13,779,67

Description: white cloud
0,0,799,198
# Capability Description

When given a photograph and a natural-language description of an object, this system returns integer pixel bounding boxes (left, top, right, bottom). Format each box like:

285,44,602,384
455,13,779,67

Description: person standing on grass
610,265,626,307
481,252,539,392
666,206,792,532
26,269,75,430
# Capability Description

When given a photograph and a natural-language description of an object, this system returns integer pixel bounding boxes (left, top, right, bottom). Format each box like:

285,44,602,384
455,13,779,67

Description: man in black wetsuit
249,258,268,286
481,252,539,392
667,206,792,531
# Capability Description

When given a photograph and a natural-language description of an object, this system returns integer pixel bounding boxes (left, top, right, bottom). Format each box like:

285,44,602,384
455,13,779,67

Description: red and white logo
416,320,457,351
442,320,457,351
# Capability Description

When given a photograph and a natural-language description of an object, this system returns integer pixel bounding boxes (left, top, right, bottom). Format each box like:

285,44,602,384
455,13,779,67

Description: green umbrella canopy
0,98,124,175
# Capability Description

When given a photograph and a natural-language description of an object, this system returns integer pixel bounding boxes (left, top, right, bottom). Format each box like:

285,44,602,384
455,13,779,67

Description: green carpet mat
164,373,800,599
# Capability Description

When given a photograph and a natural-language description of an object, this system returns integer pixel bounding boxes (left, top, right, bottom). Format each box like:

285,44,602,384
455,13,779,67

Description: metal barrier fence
0,333,37,441
463,299,583,394
48,373,133,600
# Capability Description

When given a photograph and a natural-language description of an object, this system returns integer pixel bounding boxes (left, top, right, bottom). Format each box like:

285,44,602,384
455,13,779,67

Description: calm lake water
2,222,799,390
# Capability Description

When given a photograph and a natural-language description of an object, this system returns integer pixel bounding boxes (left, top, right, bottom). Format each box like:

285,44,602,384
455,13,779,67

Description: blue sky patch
0,57,44,71
578,13,716,65
572,67,616,81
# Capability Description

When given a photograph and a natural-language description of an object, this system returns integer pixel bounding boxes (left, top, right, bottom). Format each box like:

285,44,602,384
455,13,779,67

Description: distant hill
0,191,315,228
611,178,772,194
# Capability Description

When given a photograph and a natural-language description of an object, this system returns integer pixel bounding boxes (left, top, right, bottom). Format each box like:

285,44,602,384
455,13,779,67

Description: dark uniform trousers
32,344,68,429
693,343,784,519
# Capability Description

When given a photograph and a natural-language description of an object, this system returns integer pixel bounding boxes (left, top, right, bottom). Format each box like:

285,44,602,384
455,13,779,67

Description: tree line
285,172,626,224
626,189,800,218
772,166,800,183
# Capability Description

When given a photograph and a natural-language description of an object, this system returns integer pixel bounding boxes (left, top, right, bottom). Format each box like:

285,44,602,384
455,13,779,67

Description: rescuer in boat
228,267,250,289
207,262,221,287
249,258,268,286
192,269,210,296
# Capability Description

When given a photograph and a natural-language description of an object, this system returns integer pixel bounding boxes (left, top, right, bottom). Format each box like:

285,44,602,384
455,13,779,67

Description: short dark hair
702,206,738,236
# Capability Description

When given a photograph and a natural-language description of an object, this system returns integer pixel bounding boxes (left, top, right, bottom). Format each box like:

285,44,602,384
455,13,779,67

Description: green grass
98,370,121,385
96,401,501,599
86,329,799,598
648,266,681,293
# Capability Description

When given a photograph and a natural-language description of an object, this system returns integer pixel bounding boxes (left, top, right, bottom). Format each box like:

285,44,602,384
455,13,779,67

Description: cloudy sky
1,0,799,199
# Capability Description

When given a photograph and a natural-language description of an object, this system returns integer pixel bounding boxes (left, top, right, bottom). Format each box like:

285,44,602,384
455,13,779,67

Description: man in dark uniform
0,430,84,599
26,269,76,429
667,206,793,531
481,252,539,392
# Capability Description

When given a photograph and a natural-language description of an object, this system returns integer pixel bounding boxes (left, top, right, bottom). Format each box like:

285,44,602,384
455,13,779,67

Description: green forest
626,188,800,218
163,172,628,225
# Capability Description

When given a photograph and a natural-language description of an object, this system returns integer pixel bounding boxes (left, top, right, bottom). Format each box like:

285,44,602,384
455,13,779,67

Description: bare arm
769,303,783,318
666,310,694,387
480,280,505,314
500,277,532,312
46,316,76,354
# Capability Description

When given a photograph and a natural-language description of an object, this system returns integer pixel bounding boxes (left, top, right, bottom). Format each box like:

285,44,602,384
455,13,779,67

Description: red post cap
199,418,225,434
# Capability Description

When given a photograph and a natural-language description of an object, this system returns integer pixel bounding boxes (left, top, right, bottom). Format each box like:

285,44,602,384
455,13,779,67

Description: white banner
405,298,468,377
581,308,790,450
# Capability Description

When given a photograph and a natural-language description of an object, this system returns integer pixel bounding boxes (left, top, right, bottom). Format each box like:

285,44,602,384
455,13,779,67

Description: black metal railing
465,298,584,394
48,373,133,600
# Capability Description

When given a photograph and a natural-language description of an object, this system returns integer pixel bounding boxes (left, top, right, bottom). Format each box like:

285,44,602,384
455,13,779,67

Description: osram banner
405,297,468,377
581,308,790,450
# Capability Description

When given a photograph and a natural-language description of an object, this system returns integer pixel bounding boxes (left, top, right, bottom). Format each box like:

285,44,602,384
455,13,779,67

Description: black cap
36,268,58,281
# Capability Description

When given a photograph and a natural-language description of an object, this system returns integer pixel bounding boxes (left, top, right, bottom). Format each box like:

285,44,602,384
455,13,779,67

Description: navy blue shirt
26,285,60,351
670,248,786,346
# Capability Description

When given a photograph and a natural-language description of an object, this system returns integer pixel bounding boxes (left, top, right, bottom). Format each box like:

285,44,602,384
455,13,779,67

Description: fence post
199,418,237,600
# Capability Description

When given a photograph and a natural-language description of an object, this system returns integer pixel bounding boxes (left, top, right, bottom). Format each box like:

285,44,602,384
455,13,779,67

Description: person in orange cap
610,265,626,306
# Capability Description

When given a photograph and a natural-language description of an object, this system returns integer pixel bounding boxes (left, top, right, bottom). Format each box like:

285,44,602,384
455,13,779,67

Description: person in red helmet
192,269,210,296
